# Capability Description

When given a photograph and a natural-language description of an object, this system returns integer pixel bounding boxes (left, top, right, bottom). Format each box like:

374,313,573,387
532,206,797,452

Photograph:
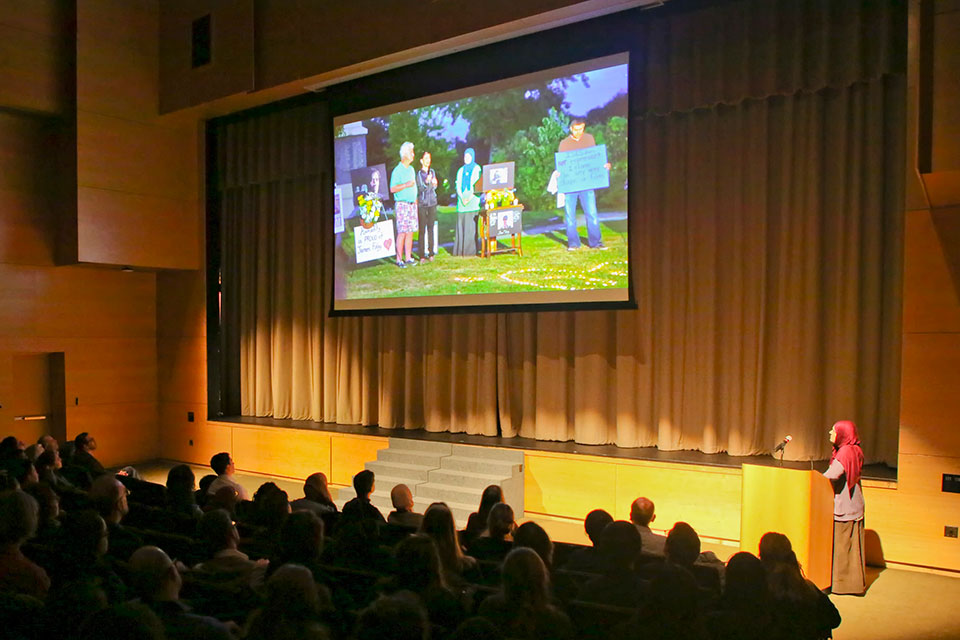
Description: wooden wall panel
524,453,617,518
902,210,960,332
160,411,232,466
899,333,960,457
330,436,390,487
233,425,331,480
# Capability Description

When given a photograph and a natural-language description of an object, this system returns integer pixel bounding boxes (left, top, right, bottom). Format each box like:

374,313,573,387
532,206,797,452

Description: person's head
262,563,330,619
584,509,614,546
353,469,375,499
0,436,23,459
501,547,550,609
355,592,429,640
58,509,109,560
724,552,768,608
830,420,859,446
77,602,165,640
210,452,233,476
74,432,97,452
513,521,553,568
259,485,291,528
630,497,656,527
303,472,333,505
166,464,196,497
570,118,586,139
420,151,432,170
198,508,239,555
36,447,61,473
642,563,703,622
665,521,700,567
486,502,515,540
420,502,464,572
598,520,643,570
758,531,796,567
38,435,59,453
89,475,129,523
463,148,475,164
24,482,59,525
24,443,43,463
6,459,38,487
393,533,444,591
129,546,181,602
390,484,414,512
207,486,240,515
0,490,38,547
477,484,503,521
279,510,325,564
370,169,381,194
400,141,415,165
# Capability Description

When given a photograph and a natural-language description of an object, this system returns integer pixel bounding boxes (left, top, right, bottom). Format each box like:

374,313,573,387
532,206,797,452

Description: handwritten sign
555,144,609,193
354,219,396,263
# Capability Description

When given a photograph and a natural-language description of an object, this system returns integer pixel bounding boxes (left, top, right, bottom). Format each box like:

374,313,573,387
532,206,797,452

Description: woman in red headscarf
823,420,866,595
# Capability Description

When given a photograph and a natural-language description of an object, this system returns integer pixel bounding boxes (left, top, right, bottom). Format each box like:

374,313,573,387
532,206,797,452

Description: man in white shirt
206,452,249,501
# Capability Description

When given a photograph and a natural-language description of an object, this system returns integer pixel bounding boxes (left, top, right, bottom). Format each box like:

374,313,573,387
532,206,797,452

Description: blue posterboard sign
555,144,609,193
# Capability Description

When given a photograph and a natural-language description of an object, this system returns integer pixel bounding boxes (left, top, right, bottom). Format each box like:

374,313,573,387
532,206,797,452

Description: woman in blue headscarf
453,147,482,257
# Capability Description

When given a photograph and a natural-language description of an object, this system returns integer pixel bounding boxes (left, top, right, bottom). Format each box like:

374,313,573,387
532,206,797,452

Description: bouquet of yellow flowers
485,188,519,210
357,192,384,226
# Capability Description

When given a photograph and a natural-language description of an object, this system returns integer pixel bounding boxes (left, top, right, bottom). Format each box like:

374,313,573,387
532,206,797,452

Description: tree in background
492,107,569,212
592,115,628,211
382,108,458,205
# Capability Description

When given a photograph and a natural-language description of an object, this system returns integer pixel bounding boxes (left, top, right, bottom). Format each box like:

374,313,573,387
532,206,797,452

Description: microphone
773,435,793,453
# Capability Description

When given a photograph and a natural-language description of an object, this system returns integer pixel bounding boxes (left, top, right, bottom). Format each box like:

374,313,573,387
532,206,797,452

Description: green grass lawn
342,209,628,299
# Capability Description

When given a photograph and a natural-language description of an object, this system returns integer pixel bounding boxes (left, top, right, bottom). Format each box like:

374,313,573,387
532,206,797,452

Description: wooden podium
740,464,834,590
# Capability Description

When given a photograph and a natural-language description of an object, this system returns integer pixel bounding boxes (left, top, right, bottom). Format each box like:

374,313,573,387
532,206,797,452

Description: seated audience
387,484,423,529
35,448,81,496
166,464,202,518
23,444,43,463
630,496,667,555
129,545,235,640
206,452,249,501
267,511,325,577
291,472,338,516
194,509,265,585
464,485,503,545
421,502,478,585
561,508,613,573
49,509,126,604
340,469,386,526
759,532,841,640
0,490,50,599
0,437,24,461
197,473,217,507
468,502,515,561
708,551,773,640
382,534,466,632
248,484,291,559
37,435,58,454
450,616,505,640
71,432,108,480
207,486,240,517
23,482,60,545
246,563,332,640
355,591,429,640
576,520,647,608
330,517,391,573
618,564,710,640
89,474,142,562
4,459,38,488
479,547,572,639
77,602,166,640
513,521,554,570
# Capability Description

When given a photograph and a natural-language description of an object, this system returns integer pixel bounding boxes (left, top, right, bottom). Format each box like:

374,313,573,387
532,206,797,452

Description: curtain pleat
216,0,904,463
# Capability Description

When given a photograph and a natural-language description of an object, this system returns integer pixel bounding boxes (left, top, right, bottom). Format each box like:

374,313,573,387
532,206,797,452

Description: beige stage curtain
218,0,905,463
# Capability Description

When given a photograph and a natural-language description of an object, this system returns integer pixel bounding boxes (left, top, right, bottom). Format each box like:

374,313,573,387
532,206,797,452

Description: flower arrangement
357,191,384,227
485,188,519,210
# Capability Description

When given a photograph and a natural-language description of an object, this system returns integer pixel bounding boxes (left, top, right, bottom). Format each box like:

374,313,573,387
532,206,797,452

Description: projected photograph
332,54,629,311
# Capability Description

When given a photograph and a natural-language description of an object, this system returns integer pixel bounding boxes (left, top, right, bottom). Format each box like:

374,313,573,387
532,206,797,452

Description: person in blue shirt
390,142,419,267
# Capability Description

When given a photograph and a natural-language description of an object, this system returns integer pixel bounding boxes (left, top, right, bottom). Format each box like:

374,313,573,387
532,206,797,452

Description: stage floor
219,416,897,481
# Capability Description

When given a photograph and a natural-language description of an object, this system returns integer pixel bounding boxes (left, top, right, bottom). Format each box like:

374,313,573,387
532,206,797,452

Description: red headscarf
829,420,864,491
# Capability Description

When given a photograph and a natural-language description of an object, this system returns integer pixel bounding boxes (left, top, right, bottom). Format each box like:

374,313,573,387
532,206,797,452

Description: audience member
23,482,60,545
561,508,613,573
267,511,325,577
37,435,59,454
630,496,667,555
4,459,38,488
330,517,391,573
464,485,503,544
35,447,80,496
206,486,240,516
291,472,337,516
197,473,217,507
77,602,166,640
71,432,108,479
0,437,24,461
194,509,265,585
643,521,722,594
340,470,386,526
206,452,249,501
576,520,647,608
23,444,43,463
450,616,505,640
355,591,429,640
49,509,126,603
165,464,201,518
383,534,466,632
0,490,50,599
619,564,710,640
387,484,423,529
246,563,331,640
708,551,773,640
129,545,235,639
421,502,478,585
513,521,554,570
759,532,841,640
479,547,572,639
89,474,142,562
468,502,515,561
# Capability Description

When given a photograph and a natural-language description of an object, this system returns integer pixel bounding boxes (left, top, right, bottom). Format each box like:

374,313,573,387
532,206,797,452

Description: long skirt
452,210,477,256
832,519,866,594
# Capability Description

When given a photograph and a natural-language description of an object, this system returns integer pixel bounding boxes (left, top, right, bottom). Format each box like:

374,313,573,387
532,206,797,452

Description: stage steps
334,437,524,526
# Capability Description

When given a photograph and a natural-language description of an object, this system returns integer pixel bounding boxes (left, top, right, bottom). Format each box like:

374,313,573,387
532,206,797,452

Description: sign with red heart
354,219,397,263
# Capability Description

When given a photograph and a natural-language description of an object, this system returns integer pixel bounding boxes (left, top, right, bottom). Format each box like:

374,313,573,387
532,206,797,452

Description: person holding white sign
557,119,610,251
390,142,419,268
